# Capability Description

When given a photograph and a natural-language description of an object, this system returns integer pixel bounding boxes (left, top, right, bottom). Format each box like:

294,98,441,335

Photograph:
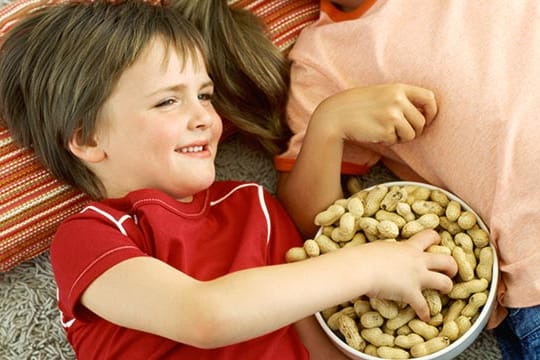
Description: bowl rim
315,180,499,360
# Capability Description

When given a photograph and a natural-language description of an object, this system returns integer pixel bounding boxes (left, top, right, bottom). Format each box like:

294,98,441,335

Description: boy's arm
294,316,350,359
80,230,455,349
277,84,437,237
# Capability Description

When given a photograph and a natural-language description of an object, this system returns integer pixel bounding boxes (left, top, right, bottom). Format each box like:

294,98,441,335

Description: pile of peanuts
285,182,495,359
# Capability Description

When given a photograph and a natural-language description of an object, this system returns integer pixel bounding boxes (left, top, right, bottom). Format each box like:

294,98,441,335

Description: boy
0,1,456,358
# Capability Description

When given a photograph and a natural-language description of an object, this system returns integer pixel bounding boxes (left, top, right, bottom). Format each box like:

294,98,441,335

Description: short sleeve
50,209,147,322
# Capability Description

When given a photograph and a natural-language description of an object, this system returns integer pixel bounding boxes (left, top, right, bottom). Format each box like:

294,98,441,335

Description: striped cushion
0,0,319,272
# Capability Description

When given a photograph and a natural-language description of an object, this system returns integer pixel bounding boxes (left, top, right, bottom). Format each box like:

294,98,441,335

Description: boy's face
93,38,222,200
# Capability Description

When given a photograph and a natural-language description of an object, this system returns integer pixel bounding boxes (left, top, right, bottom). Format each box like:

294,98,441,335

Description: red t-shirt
50,181,308,360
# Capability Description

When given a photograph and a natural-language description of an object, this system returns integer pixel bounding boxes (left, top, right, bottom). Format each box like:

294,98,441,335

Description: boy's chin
189,173,216,194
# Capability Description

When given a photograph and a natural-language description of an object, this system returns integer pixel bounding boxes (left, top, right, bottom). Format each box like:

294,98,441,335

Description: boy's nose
189,102,215,130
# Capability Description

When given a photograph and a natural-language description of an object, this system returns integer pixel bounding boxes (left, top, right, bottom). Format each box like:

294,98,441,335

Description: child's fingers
392,114,416,142
401,101,427,138
423,271,455,295
404,85,438,124
426,253,458,278
405,229,441,250
407,293,431,322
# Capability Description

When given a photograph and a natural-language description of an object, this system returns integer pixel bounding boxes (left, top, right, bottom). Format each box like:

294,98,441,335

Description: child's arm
277,84,437,237
293,316,351,359
80,229,455,348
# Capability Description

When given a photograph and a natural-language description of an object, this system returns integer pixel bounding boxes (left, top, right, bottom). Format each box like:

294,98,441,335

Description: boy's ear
68,128,106,163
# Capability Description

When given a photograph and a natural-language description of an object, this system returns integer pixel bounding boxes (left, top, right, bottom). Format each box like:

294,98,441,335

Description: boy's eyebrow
146,80,214,97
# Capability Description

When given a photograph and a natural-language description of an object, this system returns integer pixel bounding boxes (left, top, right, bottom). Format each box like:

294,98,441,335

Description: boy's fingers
427,253,458,278
423,272,455,295
408,294,431,322
406,229,440,250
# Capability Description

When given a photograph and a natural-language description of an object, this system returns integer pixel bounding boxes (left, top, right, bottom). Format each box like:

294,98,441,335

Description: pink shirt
278,0,540,327
51,182,307,359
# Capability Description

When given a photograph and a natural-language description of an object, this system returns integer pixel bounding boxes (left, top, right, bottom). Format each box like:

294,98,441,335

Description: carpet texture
0,135,503,359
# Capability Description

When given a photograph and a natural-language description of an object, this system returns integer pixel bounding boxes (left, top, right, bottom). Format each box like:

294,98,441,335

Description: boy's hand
313,83,437,146
360,230,457,322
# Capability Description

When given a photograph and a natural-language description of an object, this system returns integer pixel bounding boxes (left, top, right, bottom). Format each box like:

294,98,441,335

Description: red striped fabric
230,0,319,52
0,0,319,272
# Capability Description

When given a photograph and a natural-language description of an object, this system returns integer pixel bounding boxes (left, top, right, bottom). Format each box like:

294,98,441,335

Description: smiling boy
0,1,457,359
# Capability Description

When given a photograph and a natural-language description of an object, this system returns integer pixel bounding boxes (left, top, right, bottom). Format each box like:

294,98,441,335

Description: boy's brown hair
0,0,209,199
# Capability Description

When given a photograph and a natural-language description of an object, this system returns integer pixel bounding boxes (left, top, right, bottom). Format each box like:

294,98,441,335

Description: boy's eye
156,99,177,108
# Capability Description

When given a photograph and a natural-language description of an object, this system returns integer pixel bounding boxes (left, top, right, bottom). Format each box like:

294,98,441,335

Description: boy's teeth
180,146,203,153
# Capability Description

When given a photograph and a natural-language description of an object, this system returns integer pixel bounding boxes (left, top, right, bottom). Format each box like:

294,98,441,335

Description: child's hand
360,229,457,322
312,83,437,146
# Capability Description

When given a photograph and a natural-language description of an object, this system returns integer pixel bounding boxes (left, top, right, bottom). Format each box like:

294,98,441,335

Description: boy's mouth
176,145,206,153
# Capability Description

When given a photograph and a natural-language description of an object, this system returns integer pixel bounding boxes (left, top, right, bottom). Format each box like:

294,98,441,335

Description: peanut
448,278,489,299
408,186,431,202
334,198,349,208
347,196,365,218
361,327,395,347
327,306,356,330
313,234,340,253
428,313,444,327
411,200,445,216
364,185,388,216
476,246,494,281
423,289,442,316
377,220,400,239
397,325,413,336
427,245,451,255
346,176,363,196
457,211,477,230
417,213,440,229
364,344,378,357
439,230,456,251
338,315,366,351
461,292,488,317
370,298,399,319
439,320,460,341
454,232,474,251
408,319,439,340
377,346,410,359
284,247,308,263
357,217,379,237
445,200,461,222
353,299,371,317
452,246,475,281
468,228,490,248
321,305,339,321
401,220,426,238
430,190,450,207
396,202,416,222
439,216,462,235
314,204,345,226
376,209,407,228
395,333,424,349
443,299,466,323
455,315,472,336
360,311,385,329
380,187,408,212
386,306,417,330
410,336,450,357
342,233,367,248
303,239,320,257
